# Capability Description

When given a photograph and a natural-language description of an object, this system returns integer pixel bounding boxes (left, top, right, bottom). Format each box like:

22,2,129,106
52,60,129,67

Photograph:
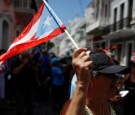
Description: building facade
0,0,41,50
85,0,135,65
86,0,111,50
105,0,135,65
0,0,15,50
55,16,92,57
54,17,86,57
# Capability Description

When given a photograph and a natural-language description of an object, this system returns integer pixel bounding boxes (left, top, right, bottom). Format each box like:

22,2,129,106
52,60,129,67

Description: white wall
132,0,135,21
110,0,129,24
85,5,94,24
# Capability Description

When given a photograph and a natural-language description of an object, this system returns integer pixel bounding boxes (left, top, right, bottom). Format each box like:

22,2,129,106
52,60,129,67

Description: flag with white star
0,3,66,62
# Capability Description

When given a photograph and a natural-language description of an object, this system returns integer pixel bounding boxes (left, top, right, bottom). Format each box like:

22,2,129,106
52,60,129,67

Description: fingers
73,48,87,58
81,54,91,63
73,48,92,63
78,51,87,59
72,48,93,76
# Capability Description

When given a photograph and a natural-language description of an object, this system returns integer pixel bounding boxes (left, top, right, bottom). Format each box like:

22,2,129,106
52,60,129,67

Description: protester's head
89,50,130,99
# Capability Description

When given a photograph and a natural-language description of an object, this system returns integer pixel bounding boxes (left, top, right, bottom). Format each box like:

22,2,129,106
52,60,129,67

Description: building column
131,0,135,27
132,0,135,19
124,0,129,28
124,0,129,18
96,0,101,21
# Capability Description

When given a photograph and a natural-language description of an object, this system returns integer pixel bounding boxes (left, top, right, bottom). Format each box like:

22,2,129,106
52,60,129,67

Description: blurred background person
38,50,51,101
50,57,66,113
123,52,135,115
0,49,6,100
10,51,40,115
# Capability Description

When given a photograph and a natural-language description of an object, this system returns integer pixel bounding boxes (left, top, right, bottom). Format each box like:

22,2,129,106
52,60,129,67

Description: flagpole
42,0,79,49
64,30,79,49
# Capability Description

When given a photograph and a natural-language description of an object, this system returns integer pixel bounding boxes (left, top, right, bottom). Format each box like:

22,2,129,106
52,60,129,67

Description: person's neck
88,99,111,115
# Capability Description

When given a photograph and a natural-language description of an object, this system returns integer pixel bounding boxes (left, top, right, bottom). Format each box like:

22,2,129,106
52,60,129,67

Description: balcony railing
110,17,131,32
119,19,124,29
113,22,117,31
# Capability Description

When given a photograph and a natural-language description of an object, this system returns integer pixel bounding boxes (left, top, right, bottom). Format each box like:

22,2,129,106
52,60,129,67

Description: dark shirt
10,57,38,93
124,77,135,115
125,77,135,97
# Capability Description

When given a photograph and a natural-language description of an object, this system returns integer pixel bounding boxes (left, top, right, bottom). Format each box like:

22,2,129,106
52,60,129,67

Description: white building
86,0,110,49
85,0,135,65
55,16,92,57
53,17,84,57
104,0,135,65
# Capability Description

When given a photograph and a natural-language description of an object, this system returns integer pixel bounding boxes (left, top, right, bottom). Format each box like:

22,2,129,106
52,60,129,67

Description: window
126,41,134,65
95,3,99,20
23,0,27,7
127,43,132,64
14,0,24,7
14,0,19,7
128,0,133,25
113,8,117,31
2,20,9,50
105,4,108,17
23,0,28,8
120,3,125,29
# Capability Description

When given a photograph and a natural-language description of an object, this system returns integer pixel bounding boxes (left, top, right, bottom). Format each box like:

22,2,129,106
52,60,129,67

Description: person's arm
67,82,89,115
61,82,89,115
61,48,92,115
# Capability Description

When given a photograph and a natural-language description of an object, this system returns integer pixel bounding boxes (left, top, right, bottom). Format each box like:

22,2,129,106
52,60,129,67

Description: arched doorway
2,20,9,50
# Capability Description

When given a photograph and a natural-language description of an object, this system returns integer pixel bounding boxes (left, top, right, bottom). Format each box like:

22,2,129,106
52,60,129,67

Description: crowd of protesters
0,47,74,115
0,46,135,115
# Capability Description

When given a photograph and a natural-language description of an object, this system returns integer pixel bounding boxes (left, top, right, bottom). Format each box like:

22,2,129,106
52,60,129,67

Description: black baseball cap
90,50,130,74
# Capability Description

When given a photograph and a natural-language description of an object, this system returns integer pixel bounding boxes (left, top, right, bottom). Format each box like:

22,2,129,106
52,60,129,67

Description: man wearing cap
61,48,130,115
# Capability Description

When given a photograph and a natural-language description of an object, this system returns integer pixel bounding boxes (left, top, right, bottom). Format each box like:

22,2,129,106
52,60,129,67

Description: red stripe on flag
0,25,65,61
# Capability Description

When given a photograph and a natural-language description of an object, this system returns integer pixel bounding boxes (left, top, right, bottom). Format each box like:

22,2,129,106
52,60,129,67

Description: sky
48,0,91,26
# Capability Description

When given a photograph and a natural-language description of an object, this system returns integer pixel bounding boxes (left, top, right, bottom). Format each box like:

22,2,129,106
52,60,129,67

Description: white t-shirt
70,74,77,99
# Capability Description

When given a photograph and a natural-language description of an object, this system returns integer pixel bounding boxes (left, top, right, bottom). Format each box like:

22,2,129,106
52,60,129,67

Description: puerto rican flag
0,3,66,62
